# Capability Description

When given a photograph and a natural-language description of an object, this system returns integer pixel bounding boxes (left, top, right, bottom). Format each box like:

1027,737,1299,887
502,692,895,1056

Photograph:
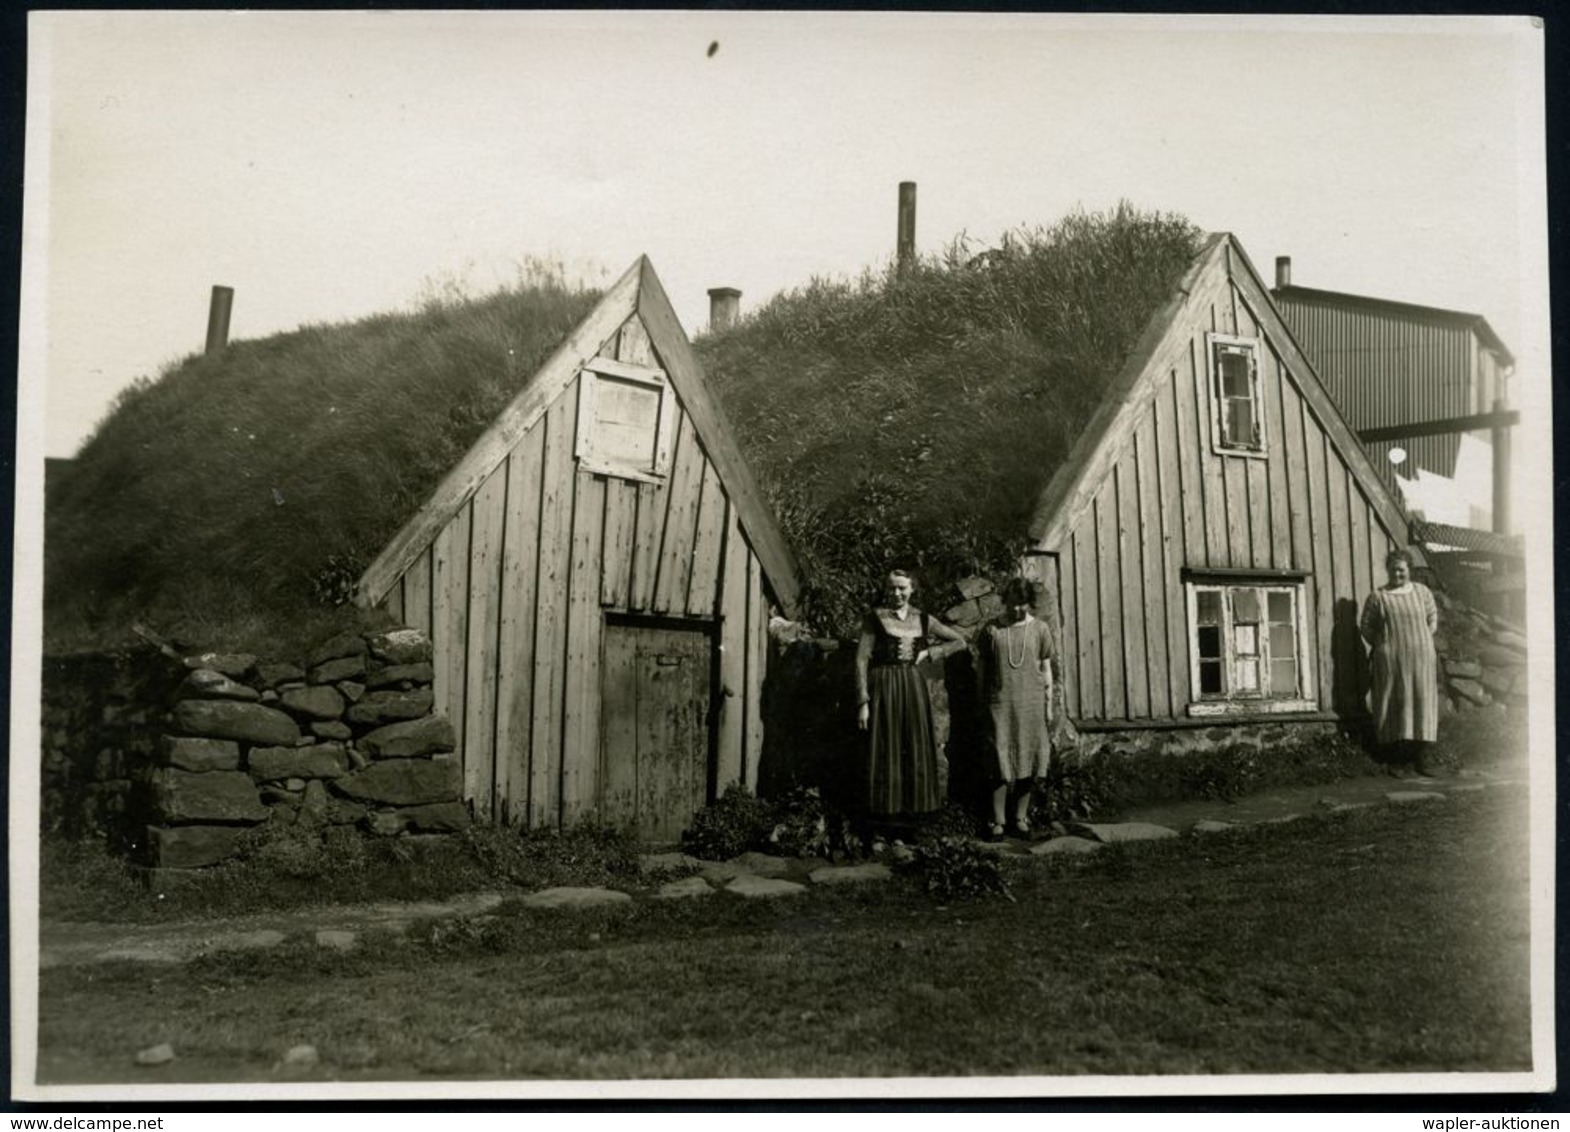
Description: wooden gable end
1031,235,1413,726
356,258,786,827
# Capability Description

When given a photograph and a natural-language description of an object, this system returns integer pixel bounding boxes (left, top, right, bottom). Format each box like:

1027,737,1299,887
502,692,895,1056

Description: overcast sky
22,11,1548,460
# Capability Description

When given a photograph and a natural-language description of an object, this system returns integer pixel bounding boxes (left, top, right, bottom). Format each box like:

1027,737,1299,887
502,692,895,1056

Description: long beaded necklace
1004,616,1029,669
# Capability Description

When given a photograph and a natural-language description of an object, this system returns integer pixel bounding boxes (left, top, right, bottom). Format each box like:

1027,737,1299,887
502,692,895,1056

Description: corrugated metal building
1269,260,1514,526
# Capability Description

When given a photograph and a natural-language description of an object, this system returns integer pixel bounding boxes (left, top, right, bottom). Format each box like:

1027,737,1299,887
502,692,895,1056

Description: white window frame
1184,579,1316,716
574,355,676,484
1208,333,1268,458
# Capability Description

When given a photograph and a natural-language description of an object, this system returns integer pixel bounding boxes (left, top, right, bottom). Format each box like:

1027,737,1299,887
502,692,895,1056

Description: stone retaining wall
43,627,468,868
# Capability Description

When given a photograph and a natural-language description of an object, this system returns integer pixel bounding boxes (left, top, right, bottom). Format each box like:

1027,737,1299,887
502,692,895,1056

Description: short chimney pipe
205,285,234,354
1275,256,1292,290
707,287,741,331
897,181,917,273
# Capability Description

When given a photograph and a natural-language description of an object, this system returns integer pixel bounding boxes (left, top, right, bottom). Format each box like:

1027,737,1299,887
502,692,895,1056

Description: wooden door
600,621,714,841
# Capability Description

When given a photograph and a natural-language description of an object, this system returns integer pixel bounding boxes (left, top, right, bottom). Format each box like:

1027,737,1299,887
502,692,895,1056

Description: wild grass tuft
699,202,1203,634
46,272,600,657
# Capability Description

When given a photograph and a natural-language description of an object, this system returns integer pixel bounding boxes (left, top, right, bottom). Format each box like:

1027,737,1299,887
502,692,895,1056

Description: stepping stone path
1029,836,1102,856
808,863,892,886
135,1043,176,1067
281,1044,319,1068
654,876,715,900
639,851,701,873
519,887,634,910
733,851,798,879
1073,822,1180,844
726,874,807,898
1191,820,1239,834
43,775,1523,971
1385,791,1447,804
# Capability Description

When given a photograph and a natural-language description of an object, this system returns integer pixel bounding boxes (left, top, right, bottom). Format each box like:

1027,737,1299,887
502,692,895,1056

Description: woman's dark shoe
982,822,1005,842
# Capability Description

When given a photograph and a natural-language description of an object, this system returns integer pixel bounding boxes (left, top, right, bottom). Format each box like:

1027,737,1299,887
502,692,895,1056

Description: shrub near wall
44,627,470,869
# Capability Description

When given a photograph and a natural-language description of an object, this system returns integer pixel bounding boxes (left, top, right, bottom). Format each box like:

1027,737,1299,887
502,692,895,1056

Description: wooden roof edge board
634,257,803,620
1028,232,1229,551
1272,284,1514,366
1226,237,1415,549
354,256,646,607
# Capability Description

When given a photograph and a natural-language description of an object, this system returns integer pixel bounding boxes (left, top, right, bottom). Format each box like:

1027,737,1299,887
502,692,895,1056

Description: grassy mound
46,279,600,657
696,203,1203,636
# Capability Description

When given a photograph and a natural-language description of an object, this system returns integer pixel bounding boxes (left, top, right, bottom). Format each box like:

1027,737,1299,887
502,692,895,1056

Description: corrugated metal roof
1411,519,1523,558
1272,284,1514,366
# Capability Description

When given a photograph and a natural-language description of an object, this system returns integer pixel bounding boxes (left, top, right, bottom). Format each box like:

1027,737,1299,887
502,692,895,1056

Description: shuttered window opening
575,355,676,483
1186,581,1316,716
1208,334,1267,457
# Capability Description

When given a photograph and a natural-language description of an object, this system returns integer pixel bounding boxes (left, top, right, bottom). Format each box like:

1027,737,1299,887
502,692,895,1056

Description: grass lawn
34,786,1532,1084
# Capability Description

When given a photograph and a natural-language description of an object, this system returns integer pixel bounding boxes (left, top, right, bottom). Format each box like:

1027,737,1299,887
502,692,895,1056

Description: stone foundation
1074,718,1339,761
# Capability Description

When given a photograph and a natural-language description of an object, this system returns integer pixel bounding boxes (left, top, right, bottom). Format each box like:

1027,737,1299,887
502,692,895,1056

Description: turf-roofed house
699,208,1418,758
44,257,799,859
354,258,800,839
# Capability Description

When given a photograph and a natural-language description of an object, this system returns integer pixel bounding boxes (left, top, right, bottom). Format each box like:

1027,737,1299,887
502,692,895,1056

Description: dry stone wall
42,627,469,869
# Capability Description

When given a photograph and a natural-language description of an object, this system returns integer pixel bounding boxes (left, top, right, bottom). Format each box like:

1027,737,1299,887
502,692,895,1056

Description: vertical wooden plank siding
384,581,404,626
686,462,727,617
1072,525,1101,719
1134,414,1169,719
744,550,767,789
1279,381,1317,680
1301,400,1333,709
431,504,472,763
1171,366,1205,565
1349,480,1373,613
1234,288,1272,569
462,466,508,820
1369,503,1388,591
1262,348,1287,568
600,480,637,608
628,480,666,613
1323,435,1354,714
529,391,578,827
652,414,705,614
401,550,433,638
1273,355,1306,572
1115,457,1149,719
1153,369,1188,714
598,626,638,823
1222,455,1250,569
714,507,748,788
1095,491,1124,719
495,428,545,825
1058,535,1081,718
560,471,606,824
1191,338,1228,567
617,315,654,366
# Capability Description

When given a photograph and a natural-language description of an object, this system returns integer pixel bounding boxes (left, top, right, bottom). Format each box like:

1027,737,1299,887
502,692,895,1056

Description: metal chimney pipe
205,285,234,354
1275,256,1292,290
896,182,917,273
707,287,741,330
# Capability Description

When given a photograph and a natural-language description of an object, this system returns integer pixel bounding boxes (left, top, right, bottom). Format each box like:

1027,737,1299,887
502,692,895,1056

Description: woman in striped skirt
854,569,966,840
1359,548,1440,773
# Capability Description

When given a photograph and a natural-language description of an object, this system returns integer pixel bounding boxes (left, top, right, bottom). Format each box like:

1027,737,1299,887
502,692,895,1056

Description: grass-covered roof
695,203,1204,635
46,280,600,656
47,204,1203,656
